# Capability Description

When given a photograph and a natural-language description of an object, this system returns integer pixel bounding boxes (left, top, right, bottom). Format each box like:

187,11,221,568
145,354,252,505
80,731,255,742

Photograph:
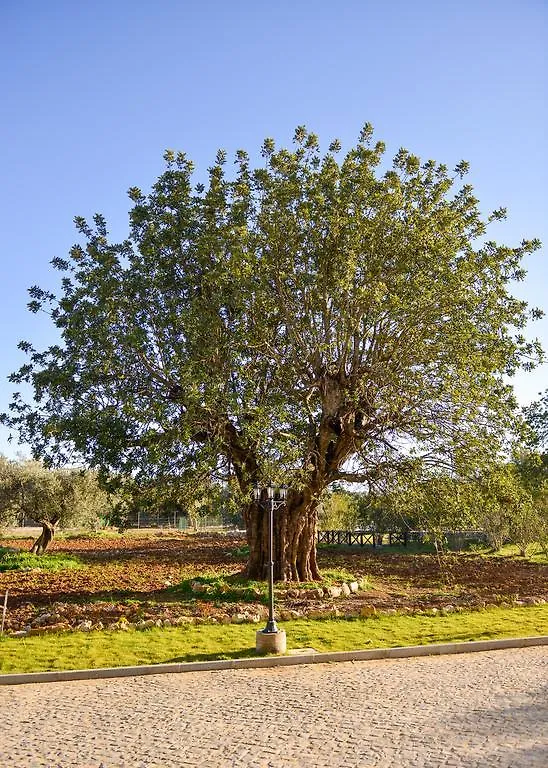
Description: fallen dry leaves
0,532,546,632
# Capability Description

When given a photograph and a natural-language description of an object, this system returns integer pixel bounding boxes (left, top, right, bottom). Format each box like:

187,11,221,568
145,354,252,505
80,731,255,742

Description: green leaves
2,124,543,508
0,457,111,530
524,390,548,451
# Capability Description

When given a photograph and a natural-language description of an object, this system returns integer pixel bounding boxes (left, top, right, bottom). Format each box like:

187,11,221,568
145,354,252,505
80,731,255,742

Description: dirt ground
1,532,546,632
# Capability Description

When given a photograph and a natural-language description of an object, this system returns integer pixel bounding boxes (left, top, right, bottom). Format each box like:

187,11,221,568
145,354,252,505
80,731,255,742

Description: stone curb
1,635,547,686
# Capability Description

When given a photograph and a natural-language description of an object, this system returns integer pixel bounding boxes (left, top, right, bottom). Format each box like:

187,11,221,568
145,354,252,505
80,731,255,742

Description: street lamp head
254,482,288,502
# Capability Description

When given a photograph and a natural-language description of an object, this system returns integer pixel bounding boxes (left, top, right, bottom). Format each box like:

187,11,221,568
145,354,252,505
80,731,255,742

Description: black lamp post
253,482,287,635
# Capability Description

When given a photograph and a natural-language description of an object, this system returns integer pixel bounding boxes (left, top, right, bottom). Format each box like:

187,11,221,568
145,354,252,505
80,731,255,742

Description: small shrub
230,545,250,557
169,575,266,603
62,530,122,541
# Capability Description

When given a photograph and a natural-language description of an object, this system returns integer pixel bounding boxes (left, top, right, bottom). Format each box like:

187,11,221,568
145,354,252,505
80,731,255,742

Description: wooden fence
317,529,487,548
317,530,415,547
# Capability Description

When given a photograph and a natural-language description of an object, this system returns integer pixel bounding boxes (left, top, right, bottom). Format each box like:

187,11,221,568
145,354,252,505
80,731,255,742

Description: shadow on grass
317,543,438,556
164,648,258,663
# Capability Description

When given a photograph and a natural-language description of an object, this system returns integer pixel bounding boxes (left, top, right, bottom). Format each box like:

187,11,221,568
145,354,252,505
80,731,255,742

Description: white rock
76,620,93,632
173,616,194,625
341,583,351,597
349,582,359,593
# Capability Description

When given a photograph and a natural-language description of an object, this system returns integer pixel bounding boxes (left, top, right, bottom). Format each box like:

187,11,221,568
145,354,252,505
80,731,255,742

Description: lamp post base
255,628,287,655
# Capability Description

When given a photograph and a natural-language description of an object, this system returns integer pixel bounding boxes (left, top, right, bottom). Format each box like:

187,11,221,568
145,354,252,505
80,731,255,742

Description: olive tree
2,125,542,580
0,458,109,552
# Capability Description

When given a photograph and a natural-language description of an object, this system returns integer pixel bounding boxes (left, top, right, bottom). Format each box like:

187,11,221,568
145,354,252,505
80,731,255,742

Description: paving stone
0,647,546,766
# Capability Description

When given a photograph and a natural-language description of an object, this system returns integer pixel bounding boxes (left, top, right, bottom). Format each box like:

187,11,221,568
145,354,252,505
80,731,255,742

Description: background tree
0,456,19,532
318,486,360,530
386,471,475,550
355,491,419,537
523,389,548,451
0,458,109,552
475,465,535,553
106,471,241,530
2,126,542,580
514,396,548,554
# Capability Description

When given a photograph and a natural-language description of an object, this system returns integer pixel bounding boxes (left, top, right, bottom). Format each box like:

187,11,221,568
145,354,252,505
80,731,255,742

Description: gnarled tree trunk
30,517,59,554
243,489,321,582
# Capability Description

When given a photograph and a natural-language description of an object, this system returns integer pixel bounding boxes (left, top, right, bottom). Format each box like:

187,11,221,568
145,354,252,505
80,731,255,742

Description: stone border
1,635,547,686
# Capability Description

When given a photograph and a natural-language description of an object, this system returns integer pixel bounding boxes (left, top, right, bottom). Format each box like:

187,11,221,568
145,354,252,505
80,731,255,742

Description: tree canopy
2,125,543,579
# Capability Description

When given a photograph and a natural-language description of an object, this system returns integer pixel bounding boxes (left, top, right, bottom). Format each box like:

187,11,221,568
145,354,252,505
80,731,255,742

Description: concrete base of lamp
255,629,287,655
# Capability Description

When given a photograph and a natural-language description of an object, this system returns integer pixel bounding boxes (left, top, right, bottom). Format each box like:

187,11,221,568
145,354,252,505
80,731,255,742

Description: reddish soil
1,533,546,632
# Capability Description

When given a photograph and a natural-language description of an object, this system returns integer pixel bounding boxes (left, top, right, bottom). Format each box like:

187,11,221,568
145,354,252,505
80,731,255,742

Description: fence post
1,591,8,635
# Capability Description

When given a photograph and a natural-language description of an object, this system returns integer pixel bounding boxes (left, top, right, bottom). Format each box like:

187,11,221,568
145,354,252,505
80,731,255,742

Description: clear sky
1,0,547,458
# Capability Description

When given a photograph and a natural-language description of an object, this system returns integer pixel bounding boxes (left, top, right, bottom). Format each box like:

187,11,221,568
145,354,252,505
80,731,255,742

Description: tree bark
30,518,59,554
243,490,321,582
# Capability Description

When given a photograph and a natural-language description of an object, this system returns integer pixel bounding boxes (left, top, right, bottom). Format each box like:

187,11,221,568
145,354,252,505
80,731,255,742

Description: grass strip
0,548,82,572
0,605,546,675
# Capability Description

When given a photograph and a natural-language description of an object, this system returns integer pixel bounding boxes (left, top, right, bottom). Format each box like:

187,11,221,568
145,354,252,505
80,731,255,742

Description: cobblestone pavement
1,647,547,767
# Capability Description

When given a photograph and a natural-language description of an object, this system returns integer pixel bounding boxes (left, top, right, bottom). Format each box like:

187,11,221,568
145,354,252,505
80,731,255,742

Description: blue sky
1,0,546,458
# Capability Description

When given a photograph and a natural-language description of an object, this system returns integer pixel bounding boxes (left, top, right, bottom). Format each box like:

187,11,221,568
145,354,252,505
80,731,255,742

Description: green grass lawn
0,547,82,572
1,605,546,675
476,543,548,564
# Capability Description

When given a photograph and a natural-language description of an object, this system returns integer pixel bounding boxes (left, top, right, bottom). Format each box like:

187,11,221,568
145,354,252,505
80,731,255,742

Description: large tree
2,125,542,580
